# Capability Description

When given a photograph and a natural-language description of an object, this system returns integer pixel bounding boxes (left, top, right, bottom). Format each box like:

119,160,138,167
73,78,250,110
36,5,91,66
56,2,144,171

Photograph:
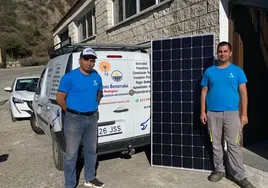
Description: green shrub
20,58,47,67
0,63,6,69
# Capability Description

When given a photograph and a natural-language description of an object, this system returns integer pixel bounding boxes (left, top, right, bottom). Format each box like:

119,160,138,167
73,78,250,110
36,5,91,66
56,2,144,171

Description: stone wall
89,0,220,45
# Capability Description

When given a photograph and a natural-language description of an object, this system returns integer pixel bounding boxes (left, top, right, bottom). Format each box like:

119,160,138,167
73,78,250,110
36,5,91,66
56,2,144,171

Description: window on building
140,0,155,11
113,0,167,24
114,0,123,23
78,8,96,41
79,16,87,40
60,30,69,43
125,0,136,18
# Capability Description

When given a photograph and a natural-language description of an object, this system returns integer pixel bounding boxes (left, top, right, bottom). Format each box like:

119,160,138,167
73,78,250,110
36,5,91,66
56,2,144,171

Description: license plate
98,124,123,137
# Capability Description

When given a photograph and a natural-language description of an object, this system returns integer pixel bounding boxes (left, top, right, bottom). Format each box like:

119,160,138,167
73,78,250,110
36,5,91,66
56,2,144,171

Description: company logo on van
111,70,123,82
99,61,111,76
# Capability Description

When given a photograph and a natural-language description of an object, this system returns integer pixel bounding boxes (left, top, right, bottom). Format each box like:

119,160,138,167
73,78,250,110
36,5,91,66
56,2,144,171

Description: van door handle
38,103,43,107
113,108,129,113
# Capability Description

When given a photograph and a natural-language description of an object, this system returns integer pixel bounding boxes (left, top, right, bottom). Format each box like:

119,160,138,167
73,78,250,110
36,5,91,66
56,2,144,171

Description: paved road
0,66,44,102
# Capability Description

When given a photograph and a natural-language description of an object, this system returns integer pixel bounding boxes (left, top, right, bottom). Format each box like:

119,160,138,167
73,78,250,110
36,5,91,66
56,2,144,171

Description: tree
0,33,31,59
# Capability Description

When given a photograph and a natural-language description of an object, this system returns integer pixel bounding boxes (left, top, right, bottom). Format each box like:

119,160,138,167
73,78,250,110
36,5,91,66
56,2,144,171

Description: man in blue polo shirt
200,42,255,188
56,48,104,188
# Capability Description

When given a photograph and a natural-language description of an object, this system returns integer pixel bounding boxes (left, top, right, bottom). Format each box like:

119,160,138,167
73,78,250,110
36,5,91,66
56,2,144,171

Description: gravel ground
0,102,64,188
0,100,239,188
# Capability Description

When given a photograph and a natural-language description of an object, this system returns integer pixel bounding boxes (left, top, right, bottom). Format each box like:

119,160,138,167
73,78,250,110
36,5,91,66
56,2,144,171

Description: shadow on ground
74,145,151,187
15,118,30,122
0,154,9,163
0,100,7,105
245,140,268,160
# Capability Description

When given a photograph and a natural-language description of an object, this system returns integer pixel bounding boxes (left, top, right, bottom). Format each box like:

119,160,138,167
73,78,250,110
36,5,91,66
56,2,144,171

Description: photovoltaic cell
151,34,215,171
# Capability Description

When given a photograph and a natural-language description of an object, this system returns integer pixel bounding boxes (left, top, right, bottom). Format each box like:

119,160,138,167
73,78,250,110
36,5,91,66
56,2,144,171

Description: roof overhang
52,0,92,36
231,0,268,9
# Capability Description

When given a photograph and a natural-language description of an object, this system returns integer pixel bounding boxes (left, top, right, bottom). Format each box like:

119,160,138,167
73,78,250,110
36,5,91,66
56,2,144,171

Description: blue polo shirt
58,68,103,112
201,64,247,111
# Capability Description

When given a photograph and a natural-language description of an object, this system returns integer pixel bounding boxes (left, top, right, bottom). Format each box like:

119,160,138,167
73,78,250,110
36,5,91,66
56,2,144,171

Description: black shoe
208,171,225,182
237,178,256,188
84,178,105,188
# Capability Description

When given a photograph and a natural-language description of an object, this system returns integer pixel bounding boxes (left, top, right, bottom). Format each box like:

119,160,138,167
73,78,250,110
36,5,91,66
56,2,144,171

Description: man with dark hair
56,48,105,188
217,41,232,51
200,41,255,188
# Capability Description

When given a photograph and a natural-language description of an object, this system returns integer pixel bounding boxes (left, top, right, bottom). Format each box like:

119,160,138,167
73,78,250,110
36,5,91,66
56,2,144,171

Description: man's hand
240,115,248,128
56,91,67,111
97,91,103,105
200,112,207,125
239,83,248,128
200,86,208,125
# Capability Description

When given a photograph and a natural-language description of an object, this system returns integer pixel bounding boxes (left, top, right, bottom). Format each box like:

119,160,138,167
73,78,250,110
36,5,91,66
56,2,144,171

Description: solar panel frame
150,34,215,172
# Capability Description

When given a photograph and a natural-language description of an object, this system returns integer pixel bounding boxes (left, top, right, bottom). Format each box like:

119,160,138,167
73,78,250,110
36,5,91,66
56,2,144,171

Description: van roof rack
48,37,151,59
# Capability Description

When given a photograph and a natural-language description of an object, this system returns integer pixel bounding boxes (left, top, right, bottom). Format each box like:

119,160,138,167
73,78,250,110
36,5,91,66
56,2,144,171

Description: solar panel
151,34,215,171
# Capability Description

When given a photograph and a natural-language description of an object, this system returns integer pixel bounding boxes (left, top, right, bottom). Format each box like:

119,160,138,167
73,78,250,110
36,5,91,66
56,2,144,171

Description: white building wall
219,0,229,42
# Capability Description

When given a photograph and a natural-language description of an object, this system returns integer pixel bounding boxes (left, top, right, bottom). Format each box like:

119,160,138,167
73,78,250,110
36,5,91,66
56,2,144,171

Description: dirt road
0,67,238,188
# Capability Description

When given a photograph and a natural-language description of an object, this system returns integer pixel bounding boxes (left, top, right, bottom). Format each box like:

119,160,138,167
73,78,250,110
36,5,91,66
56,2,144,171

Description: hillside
0,0,77,64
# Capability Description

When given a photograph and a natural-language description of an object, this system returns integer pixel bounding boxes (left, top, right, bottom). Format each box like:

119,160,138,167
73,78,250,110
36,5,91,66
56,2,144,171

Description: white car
4,76,39,122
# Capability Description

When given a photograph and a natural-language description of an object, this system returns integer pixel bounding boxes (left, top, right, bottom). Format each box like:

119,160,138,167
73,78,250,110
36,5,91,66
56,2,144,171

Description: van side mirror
4,87,12,92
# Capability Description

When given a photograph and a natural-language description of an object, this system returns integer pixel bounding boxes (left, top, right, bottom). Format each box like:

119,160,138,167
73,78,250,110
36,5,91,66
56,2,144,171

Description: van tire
51,129,65,171
30,114,44,134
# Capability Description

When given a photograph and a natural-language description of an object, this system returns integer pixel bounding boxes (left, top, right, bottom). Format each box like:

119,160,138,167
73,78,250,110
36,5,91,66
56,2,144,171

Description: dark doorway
230,5,268,148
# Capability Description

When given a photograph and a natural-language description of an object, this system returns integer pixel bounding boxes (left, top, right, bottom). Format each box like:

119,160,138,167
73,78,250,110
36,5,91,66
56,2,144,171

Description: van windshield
15,78,39,91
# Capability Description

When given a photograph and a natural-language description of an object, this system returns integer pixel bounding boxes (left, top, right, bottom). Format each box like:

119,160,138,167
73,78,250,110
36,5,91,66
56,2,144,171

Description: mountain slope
0,0,77,62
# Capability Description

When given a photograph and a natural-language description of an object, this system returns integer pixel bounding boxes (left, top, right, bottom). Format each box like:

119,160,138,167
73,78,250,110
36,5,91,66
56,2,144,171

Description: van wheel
51,129,65,171
30,114,44,134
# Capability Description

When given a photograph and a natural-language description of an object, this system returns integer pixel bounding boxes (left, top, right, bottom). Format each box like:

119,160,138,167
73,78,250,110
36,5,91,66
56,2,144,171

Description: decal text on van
103,84,129,89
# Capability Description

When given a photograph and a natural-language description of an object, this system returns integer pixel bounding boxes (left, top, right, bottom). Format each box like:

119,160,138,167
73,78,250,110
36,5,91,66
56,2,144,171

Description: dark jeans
64,111,98,188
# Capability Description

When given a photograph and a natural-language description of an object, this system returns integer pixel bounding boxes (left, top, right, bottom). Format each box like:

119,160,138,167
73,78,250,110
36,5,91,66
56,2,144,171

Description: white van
30,42,151,170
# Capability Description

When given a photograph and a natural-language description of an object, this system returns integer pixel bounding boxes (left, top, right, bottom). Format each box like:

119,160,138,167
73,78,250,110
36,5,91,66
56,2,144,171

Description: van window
65,54,73,73
36,68,46,95
49,54,71,100
50,64,61,99
46,67,54,97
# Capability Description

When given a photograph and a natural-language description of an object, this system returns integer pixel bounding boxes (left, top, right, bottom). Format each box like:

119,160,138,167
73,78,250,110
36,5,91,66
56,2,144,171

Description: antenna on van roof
48,37,151,59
